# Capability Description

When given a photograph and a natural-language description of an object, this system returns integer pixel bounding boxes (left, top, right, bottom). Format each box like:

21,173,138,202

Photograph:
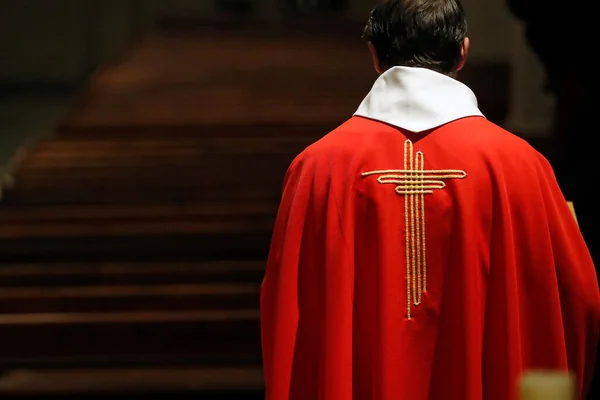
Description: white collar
354,66,484,132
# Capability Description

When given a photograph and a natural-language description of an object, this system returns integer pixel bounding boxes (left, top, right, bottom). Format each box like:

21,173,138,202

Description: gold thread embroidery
415,151,423,305
403,140,411,319
420,152,427,295
409,143,417,311
362,139,466,319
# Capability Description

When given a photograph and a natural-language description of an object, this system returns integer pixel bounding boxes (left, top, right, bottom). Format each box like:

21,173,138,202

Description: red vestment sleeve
480,152,600,399
538,157,600,397
261,155,355,400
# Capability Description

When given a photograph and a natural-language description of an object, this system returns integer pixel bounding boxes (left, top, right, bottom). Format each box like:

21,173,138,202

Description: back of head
363,0,468,75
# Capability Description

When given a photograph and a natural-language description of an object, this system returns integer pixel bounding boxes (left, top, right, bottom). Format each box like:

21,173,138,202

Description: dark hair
363,0,468,74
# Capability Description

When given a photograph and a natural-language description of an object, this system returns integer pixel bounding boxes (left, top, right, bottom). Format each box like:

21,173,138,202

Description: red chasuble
260,67,600,400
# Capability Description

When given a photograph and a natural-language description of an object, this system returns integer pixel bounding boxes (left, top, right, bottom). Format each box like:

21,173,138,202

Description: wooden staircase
0,261,265,398
0,21,508,398
0,124,323,398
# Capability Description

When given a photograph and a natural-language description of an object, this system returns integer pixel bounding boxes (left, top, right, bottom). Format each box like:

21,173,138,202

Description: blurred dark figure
508,1,597,267
508,2,599,397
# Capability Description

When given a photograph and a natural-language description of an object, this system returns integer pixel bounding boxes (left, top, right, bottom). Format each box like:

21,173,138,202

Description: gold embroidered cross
361,139,466,319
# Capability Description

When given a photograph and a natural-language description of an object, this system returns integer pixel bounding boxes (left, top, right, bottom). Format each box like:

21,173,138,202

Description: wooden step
0,207,276,238
0,283,260,314
0,366,264,396
0,203,276,255
15,154,293,184
60,28,371,127
5,153,292,206
0,260,265,287
1,185,283,205
53,123,332,139
0,233,271,263
0,310,260,366
0,203,277,221
0,215,274,238
25,126,324,159
4,123,328,207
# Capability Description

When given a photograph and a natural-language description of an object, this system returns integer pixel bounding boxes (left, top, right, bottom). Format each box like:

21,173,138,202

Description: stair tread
0,309,259,325
0,203,278,221
0,260,263,275
0,260,265,287
0,366,264,394
0,219,274,238
0,283,260,298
